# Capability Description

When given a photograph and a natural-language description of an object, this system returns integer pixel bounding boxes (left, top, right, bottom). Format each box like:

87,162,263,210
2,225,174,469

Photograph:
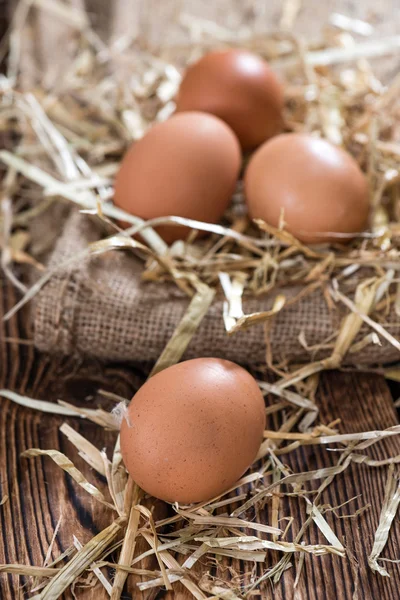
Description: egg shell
175,49,284,150
120,358,266,503
244,133,370,244
114,112,241,243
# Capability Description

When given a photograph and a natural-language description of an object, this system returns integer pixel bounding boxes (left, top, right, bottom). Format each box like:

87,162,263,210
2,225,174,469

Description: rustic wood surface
1,0,400,599
1,277,400,600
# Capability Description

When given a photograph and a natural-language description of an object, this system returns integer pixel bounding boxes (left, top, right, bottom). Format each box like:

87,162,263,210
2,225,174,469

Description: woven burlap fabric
12,0,399,89
34,211,400,366
13,0,398,366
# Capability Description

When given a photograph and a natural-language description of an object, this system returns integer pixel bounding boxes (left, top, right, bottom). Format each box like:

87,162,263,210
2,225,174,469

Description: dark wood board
1,274,400,600
1,1,400,598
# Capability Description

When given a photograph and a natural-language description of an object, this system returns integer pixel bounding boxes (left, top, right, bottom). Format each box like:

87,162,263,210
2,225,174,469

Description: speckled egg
120,358,266,503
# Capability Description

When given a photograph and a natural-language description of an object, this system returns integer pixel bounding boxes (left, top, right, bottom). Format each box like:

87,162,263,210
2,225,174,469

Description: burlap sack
34,210,400,366
10,0,398,367
11,0,400,89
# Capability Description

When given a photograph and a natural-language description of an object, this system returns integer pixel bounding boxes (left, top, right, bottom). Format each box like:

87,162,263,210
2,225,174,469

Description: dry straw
1,0,400,598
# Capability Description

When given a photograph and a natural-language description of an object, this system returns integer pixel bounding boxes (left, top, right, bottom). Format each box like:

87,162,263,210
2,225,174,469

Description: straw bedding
34,210,400,367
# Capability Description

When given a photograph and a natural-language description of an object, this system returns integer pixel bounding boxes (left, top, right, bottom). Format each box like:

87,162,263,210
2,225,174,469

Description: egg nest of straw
1,3,400,599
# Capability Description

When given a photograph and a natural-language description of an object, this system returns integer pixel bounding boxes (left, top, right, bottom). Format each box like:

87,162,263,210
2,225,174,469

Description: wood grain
1,273,400,599
0,279,137,600
162,372,400,600
1,0,400,598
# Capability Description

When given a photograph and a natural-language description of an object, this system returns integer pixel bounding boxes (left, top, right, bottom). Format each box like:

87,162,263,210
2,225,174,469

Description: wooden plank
1,271,400,599
1,1,400,598
274,373,400,600
0,279,156,600
162,372,400,600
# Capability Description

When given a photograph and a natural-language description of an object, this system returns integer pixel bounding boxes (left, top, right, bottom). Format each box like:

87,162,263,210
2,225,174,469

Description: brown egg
175,49,284,150
114,112,241,243
245,133,370,244
120,358,266,503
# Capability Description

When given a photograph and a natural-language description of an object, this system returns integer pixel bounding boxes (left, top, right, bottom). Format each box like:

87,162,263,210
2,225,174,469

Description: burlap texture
13,0,398,367
34,211,400,366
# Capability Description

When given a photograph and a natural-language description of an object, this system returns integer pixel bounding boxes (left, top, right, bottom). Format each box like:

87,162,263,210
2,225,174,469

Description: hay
1,1,400,598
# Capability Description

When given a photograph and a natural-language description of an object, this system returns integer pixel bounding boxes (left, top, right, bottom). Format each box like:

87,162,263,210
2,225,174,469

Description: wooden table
1,278,400,600
1,1,400,599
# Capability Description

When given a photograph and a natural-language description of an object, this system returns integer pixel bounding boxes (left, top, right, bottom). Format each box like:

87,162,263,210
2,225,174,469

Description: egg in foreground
120,358,266,503
114,112,241,243
176,49,284,150
244,133,370,244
